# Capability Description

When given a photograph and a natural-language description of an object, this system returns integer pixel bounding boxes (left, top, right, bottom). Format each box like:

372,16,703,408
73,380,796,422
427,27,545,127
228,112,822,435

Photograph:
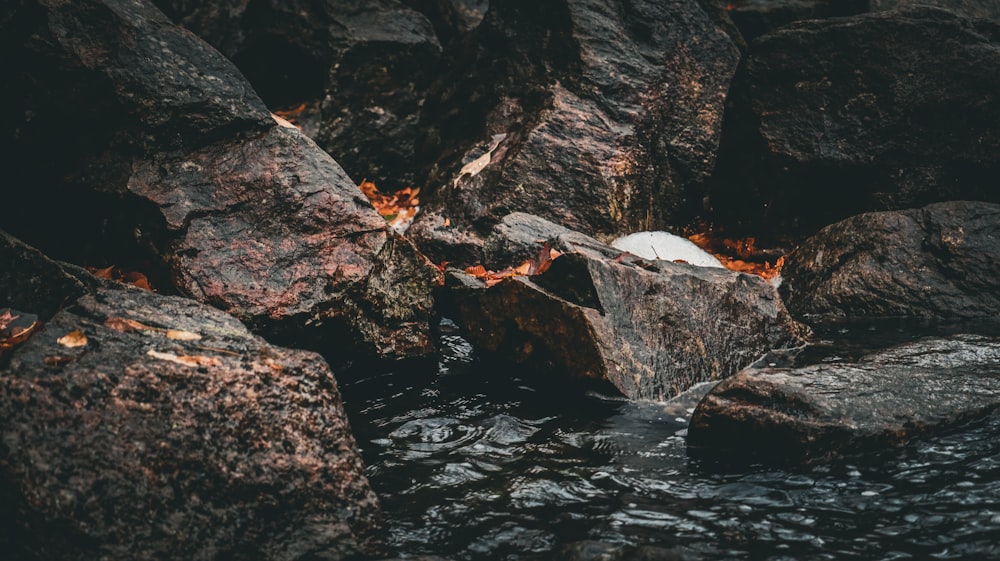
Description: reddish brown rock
408,0,741,264
0,284,380,561
0,0,438,361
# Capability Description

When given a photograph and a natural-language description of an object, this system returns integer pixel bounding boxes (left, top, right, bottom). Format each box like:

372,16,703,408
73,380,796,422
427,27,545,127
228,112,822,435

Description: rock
1,0,438,361
779,201,1000,321
0,231,86,321
871,0,1000,21
480,212,573,270
152,0,442,189
403,0,489,41
443,217,809,401
0,284,380,560
727,0,868,41
130,125,440,358
709,7,1000,240
688,334,1000,464
408,0,741,264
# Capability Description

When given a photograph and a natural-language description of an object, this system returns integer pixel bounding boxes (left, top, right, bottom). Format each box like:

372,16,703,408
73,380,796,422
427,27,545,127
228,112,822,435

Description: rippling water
341,321,1000,560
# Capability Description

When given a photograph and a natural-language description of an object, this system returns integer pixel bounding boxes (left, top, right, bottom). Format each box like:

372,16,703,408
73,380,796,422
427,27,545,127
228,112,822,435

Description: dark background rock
708,7,1000,242
152,0,442,190
444,221,809,400
1,285,380,561
779,201,1000,321
407,0,741,264
726,0,868,41
688,334,1000,465
0,231,86,321
871,0,1000,21
0,0,438,361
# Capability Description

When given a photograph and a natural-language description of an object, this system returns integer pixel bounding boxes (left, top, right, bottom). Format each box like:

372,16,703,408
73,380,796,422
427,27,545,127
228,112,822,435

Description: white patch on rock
611,231,724,268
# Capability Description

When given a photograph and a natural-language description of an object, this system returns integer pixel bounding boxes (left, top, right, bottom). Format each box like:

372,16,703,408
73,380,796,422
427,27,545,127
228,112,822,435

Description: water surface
341,321,1000,560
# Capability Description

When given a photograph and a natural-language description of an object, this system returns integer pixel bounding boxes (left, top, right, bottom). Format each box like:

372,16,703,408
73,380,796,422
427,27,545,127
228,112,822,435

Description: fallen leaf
454,134,506,185
0,308,40,352
57,330,88,348
166,329,201,341
105,316,153,332
147,349,221,367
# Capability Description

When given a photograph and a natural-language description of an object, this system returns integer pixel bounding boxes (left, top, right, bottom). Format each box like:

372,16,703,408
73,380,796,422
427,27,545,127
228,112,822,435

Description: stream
341,320,1000,560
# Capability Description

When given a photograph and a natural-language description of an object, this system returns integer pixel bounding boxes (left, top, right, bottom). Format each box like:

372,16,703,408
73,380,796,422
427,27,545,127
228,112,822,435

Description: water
341,321,1000,560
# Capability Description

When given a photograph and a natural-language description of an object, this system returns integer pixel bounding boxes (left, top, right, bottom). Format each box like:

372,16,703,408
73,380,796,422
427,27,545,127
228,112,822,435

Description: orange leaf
105,317,153,332
57,329,88,348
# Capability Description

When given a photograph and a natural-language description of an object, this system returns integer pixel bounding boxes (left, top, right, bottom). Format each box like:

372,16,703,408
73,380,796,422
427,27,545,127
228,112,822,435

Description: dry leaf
57,330,88,348
166,329,201,341
454,134,506,185
105,316,153,332
147,349,221,367
1,308,40,351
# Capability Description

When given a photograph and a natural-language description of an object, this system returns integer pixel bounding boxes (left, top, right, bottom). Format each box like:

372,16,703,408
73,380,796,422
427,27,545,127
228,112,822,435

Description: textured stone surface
408,0,741,264
444,218,809,400
688,334,1000,464
710,7,1000,240
0,286,380,561
727,0,868,40
152,0,442,188
780,201,1000,321
0,0,438,361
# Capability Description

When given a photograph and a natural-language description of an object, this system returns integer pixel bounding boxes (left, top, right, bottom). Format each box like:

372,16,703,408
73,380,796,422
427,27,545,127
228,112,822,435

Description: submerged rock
408,0,741,263
0,283,379,561
1,0,438,361
779,201,1000,321
710,7,1000,239
444,216,808,401
688,334,1000,464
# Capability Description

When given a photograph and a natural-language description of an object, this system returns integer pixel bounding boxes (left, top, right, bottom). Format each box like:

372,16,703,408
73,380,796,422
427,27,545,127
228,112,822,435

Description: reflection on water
341,320,1000,561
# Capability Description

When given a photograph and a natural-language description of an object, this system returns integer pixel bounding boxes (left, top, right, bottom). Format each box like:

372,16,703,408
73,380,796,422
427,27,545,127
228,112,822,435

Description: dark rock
0,231,86,321
726,0,868,41
481,212,573,269
130,125,440,358
1,0,438,361
688,334,1000,464
780,201,1000,321
403,0,489,41
444,217,809,400
871,0,1000,21
152,0,442,189
709,7,1000,240
0,285,380,561
408,0,741,264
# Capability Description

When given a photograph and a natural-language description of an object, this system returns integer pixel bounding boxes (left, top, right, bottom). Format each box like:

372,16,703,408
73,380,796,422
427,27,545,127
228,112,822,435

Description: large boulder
152,0,442,188
443,216,809,400
408,0,741,264
709,7,1000,240
0,0,438,361
688,334,1000,464
779,201,1000,321
0,241,380,561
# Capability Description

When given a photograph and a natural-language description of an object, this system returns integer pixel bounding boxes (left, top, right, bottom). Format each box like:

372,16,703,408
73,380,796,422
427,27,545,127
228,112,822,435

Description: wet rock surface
1,0,438,361
688,334,1000,464
0,231,86,321
710,7,1000,239
408,0,741,263
726,0,868,41
443,216,809,400
0,284,380,561
779,201,1000,321
153,0,442,188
